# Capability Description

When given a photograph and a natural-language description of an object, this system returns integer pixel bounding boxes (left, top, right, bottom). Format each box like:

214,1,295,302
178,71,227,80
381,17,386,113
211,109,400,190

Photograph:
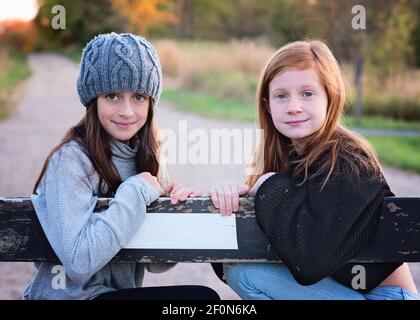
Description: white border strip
124,213,238,249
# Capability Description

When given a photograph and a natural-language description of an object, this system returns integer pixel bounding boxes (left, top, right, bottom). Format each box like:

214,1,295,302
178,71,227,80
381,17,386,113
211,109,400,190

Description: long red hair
247,40,382,190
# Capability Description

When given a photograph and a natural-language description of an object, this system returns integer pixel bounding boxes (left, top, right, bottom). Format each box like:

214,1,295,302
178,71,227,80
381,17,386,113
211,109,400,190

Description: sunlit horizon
0,0,38,22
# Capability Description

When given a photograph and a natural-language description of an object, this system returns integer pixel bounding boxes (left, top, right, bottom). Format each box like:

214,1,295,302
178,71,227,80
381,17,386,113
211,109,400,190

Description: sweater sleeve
31,142,160,283
254,165,388,286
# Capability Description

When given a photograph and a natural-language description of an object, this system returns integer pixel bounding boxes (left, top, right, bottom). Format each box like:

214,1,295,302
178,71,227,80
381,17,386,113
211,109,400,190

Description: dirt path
0,53,419,299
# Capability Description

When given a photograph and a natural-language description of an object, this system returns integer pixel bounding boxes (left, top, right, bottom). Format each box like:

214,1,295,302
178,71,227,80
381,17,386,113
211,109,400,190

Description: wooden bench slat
0,197,419,263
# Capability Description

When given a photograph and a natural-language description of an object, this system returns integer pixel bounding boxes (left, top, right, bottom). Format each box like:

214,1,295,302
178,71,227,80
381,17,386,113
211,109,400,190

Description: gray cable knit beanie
76,32,162,106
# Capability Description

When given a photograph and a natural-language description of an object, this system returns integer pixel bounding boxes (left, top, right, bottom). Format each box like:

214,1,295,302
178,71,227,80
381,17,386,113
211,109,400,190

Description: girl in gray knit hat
24,33,219,300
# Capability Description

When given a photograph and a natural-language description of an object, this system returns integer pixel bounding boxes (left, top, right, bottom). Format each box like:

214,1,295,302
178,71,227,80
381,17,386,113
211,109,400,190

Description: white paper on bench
124,213,238,249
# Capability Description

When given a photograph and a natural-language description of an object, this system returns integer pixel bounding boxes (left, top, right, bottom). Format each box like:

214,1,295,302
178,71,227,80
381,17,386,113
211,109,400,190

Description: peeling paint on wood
0,196,420,263
387,202,402,213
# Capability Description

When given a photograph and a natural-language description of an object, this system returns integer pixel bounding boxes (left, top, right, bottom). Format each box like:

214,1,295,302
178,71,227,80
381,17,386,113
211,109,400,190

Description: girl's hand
209,182,250,216
138,172,165,196
248,172,277,196
165,181,202,205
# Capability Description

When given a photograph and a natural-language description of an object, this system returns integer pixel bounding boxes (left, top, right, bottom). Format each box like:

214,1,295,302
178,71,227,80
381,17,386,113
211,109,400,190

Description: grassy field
0,47,31,121
56,44,82,63
162,89,256,122
366,136,420,173
343,116,420,130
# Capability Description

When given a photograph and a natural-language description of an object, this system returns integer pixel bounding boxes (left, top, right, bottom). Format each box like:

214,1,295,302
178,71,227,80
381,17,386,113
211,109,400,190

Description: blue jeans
224,263,419,300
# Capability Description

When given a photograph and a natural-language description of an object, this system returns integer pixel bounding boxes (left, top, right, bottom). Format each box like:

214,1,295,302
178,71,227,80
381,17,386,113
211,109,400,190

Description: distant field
366,136,420,173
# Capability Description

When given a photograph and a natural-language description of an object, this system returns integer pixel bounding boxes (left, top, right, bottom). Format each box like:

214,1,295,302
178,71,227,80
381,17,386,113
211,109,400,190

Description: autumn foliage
0,20,37,53
111,0,177,34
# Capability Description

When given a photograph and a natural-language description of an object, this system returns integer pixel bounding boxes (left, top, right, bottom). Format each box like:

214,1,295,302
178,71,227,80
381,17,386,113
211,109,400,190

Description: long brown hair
247,40,382,190
33,98,163,197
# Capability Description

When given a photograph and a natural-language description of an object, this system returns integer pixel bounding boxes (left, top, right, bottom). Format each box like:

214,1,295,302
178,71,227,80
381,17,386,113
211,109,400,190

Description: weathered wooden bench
1,196,419,264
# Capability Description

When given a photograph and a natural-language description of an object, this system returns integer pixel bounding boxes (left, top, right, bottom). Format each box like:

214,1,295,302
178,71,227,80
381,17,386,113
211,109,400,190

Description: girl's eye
276,93,288,100
303,91,314,97
135,94,145,102
106,94,118,101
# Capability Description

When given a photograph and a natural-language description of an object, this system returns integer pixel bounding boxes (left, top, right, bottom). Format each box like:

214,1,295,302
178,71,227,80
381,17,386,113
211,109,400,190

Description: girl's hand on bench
165,181,203,205
209,182,249,216
138,172,165,196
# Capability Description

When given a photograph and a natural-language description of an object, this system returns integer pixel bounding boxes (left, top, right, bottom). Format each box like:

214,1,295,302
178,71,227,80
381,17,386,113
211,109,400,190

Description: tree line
33,0,420,68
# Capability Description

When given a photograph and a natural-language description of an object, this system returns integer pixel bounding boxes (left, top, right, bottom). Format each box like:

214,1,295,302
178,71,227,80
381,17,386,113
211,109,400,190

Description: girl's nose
286,97,303,114
118,98,135,117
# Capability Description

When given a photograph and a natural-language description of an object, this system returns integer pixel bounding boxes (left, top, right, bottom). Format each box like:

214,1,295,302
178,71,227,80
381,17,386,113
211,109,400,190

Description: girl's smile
112,120,138,129
285,119,309,126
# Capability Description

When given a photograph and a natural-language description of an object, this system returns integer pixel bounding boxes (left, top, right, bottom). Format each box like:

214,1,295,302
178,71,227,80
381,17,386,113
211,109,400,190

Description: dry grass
0,50,12,74
156,38,420,98
342,64,420,99
155,38,274,76
0,48,12,120
155,39,274,91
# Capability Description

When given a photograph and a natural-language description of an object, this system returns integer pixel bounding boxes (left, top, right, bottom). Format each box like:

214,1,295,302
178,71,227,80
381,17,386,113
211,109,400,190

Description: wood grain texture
0,197,419,263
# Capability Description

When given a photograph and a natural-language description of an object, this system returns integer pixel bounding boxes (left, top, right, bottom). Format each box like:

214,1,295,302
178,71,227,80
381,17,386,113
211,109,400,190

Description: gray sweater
23,138,173,300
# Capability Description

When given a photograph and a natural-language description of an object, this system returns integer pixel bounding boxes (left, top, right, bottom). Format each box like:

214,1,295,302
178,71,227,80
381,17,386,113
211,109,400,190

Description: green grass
0,51,31,89
343,115,420,130
194,72,259,100
347,93,420,122
161,89,257,122
0,49,31,121
55,45,82,63
367,136,420,173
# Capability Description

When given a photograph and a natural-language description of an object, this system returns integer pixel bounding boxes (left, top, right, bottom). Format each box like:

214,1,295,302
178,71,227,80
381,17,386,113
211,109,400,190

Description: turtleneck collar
110,138,138,160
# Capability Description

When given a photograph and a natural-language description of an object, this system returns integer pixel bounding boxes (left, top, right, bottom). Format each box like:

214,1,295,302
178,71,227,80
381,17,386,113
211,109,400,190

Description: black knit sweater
254,156,401,293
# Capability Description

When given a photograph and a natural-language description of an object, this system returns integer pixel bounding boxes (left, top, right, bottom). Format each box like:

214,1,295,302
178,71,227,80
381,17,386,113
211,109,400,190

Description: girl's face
268,68,328,146
97,92,149,144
